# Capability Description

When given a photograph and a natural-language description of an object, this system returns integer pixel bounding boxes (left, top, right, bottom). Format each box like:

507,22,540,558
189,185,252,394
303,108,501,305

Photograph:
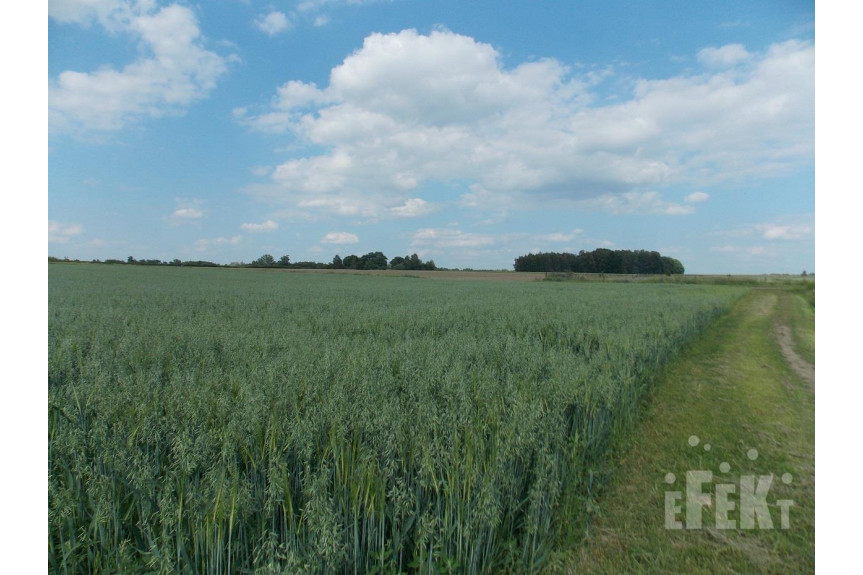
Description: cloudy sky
48,0,814,273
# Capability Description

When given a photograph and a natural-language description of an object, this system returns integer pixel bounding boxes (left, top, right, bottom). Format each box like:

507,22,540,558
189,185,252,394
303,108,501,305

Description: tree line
251,252,437,271
513,249,685,275
49,252,437,271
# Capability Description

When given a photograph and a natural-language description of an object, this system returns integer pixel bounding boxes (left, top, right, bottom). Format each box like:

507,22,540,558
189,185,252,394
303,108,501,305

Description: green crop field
48,264,746,574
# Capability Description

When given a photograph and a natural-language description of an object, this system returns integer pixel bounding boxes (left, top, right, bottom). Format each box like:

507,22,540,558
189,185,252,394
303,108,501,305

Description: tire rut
775,323,815,390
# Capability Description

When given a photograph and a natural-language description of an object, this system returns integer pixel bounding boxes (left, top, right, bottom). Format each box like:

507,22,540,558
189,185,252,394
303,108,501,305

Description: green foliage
514,249,684,275
391,254,436,271
556,290,815,574
252,254,277,267
48,265,744,574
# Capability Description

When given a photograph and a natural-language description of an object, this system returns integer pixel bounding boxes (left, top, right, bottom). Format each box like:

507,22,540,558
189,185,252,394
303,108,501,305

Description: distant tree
252,254,276,267
127,256,136,264
358,251,388,270
390,256,406,270
332,255,344,269
343,255,359,269
661,256,685,275
278,255,291,267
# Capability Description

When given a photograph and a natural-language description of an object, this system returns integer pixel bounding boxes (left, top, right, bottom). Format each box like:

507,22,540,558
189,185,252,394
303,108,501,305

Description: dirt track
775,323,815,389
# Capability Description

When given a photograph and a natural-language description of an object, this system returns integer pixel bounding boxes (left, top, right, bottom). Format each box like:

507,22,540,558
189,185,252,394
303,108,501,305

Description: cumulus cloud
578,191,694,215
49,220,84,244
49,0,144,30
757,223,812,240
255,11,291,35
170,207,203,220
536,229,584,242
50,2,229,133
710,244,771,257
388,198,436,218
239,30,813,220
240,220,279,232
711,215,814,242
697,44,751,68
194,235,241,251
411,228,495,249
321,231,359,244
685,191,710,203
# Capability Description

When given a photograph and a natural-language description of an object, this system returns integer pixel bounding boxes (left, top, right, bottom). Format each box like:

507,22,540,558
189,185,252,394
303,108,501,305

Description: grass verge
548,288,815,574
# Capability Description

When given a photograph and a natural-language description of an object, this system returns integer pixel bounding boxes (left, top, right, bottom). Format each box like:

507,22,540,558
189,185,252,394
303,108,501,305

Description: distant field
222,267,816,286
49,264,746,574
251,267,549,281
53,263,812,285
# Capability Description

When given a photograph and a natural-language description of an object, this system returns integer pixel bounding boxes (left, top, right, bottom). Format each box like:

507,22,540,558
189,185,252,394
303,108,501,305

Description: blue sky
48,0,815,273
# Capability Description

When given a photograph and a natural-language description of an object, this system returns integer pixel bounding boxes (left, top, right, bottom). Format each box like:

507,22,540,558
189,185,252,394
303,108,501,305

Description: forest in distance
513,249,685,275
48,248,684,275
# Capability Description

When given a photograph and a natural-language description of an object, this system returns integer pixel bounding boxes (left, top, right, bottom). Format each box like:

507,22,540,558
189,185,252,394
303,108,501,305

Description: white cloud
697,44,751,68
194,235,242,251
240,220,279,232
240,31,813,220
536,229,584,242
411,228,495,249
171,207,203,220
48,0,147,30
255,11,291,35
578,191,694,215
297,0,392,13
757,223,812,240
388,198,436,218
321,231,359,244
710,244,771,257
50,2,229,133
711,215,814,242
685,191,709,203
49,220,84,244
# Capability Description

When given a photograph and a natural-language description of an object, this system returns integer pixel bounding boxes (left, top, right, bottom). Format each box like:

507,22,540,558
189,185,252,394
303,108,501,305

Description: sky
47,0,815,273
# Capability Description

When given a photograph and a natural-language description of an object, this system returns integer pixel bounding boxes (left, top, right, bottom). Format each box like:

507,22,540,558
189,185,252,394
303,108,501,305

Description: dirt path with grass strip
775,324,815,389
549,289,815,575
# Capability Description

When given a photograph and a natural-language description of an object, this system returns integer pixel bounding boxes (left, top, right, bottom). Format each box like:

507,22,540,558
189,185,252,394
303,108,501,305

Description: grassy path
551,288,815,574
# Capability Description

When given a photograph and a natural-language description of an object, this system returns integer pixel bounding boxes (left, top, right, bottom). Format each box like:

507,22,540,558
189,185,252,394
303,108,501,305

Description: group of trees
514,249,685,275
389,254,437,271
51,252,439,271
52,249,684,274
248,251,437,271
337,252,388,270
49,256,224,267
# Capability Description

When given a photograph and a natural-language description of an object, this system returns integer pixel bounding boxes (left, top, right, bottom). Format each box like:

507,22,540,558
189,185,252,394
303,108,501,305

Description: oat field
48,264,744,574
